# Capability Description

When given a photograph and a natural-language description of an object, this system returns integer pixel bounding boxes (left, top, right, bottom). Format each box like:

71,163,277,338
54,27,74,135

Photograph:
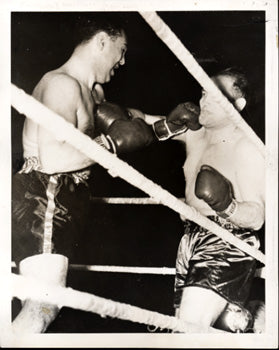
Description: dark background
11,11,265,333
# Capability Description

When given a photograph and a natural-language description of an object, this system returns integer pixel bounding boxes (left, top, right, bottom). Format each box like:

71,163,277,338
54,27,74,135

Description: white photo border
0,0,277,348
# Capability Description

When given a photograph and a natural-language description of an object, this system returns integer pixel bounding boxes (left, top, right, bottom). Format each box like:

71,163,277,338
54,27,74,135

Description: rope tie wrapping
12,274,226,333
139,12,265,156
11,84,265,264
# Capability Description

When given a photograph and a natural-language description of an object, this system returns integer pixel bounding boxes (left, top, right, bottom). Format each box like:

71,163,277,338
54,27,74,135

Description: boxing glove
106,118,156,153
153,102,201,141
95,102,156,154
95,101,133,133
195,165,237,217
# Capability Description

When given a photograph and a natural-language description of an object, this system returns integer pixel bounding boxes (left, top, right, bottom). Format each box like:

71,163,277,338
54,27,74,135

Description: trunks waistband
184,215,251,233
19,156,90,184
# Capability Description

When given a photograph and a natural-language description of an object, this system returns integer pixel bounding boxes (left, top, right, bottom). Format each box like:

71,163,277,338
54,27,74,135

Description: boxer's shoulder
33,71,82,104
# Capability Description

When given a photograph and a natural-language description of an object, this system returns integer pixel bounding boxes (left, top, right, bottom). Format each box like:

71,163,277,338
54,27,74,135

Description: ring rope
70,264,175,275
12,273,226,333
11,84,265,264
90,197,185,204
11,262,266,279
69,264,266,279
139,12,265,157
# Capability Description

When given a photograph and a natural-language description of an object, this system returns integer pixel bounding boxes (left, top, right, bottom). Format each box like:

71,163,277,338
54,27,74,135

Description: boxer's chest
184,138,237,188
76,88,95,136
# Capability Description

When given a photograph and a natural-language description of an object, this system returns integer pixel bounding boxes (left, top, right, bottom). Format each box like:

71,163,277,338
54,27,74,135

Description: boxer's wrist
153,119,187,141
217,198,238,219
153,119,169,140
94,134,117,154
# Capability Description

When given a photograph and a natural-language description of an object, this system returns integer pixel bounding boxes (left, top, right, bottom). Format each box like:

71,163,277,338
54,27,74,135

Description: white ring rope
139,12,265,157
12,273,226,333
90,197,185,204
11,84,265,264
11,262,266,279
70,264,175,275
69,264,266,279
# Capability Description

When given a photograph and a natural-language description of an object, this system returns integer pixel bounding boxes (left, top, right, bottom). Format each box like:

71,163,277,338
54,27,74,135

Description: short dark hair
216,67,250,102
73,14,126,48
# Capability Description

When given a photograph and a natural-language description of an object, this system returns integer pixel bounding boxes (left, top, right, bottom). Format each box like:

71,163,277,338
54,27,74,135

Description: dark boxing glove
95,101,133,132
153,102,201,141
195,165,237,218
95,101,155,154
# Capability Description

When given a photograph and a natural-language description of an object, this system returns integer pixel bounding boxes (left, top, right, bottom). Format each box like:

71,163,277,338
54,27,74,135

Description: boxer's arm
127,107,164,124
127,110,191,144
195,149,265,231
230,138,265,230
37,75,96,174
129,102,200,142
229,201,264,231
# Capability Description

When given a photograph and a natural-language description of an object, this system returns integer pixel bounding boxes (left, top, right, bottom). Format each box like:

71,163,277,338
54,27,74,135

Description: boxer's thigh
178,286,228,328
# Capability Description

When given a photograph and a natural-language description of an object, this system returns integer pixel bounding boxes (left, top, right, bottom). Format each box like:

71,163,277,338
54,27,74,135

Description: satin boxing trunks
174,215,260,310
12,157,91,266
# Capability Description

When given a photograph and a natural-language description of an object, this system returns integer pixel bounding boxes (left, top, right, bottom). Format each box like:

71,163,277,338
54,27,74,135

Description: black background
11,11,265,333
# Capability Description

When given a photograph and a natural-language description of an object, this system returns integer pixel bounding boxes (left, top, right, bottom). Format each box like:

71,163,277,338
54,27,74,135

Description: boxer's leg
12,171,89,333
176,286,227,329
12,172,68,333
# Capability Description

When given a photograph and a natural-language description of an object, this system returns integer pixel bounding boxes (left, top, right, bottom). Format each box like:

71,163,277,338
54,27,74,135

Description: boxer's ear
235,97,246,111
95,31,109,51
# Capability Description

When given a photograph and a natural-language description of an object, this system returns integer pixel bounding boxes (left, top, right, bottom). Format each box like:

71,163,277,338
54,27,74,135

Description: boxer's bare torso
183,125,264,219
23,69,105,174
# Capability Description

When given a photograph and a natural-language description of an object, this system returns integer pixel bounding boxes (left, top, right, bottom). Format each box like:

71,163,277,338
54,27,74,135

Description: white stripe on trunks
43,175,58,254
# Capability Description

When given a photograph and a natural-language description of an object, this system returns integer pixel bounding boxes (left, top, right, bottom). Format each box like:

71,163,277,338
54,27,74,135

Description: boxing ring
11,12,266,333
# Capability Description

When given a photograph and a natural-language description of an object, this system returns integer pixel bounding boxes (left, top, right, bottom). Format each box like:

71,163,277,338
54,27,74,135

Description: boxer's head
199,68,249,127
74,15,126,48
73,15,127,84
213,67,249,111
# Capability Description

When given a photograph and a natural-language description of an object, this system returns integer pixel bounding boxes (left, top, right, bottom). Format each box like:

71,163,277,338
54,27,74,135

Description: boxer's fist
168,102,201,131
195,165,234,212
153,102,201,141
95,102,155,154
95,102,132,133
107,118,155,154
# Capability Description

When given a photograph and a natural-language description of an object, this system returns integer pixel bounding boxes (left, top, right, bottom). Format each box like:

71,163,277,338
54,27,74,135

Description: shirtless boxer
127,67,265,332
172,68,265,332
12,16,129,333
12,15,201,333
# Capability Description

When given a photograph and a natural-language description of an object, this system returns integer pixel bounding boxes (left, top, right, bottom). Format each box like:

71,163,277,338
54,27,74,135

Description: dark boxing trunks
174,216,260,309
12,167,91,266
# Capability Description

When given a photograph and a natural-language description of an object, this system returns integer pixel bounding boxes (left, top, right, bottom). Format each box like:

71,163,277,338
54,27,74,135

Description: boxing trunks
174,216,260,310
12,157,91,266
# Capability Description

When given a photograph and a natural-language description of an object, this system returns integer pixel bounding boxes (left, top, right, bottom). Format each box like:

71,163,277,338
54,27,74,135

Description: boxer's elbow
248,201,265,231
230,201,265,231
251,209,265,231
